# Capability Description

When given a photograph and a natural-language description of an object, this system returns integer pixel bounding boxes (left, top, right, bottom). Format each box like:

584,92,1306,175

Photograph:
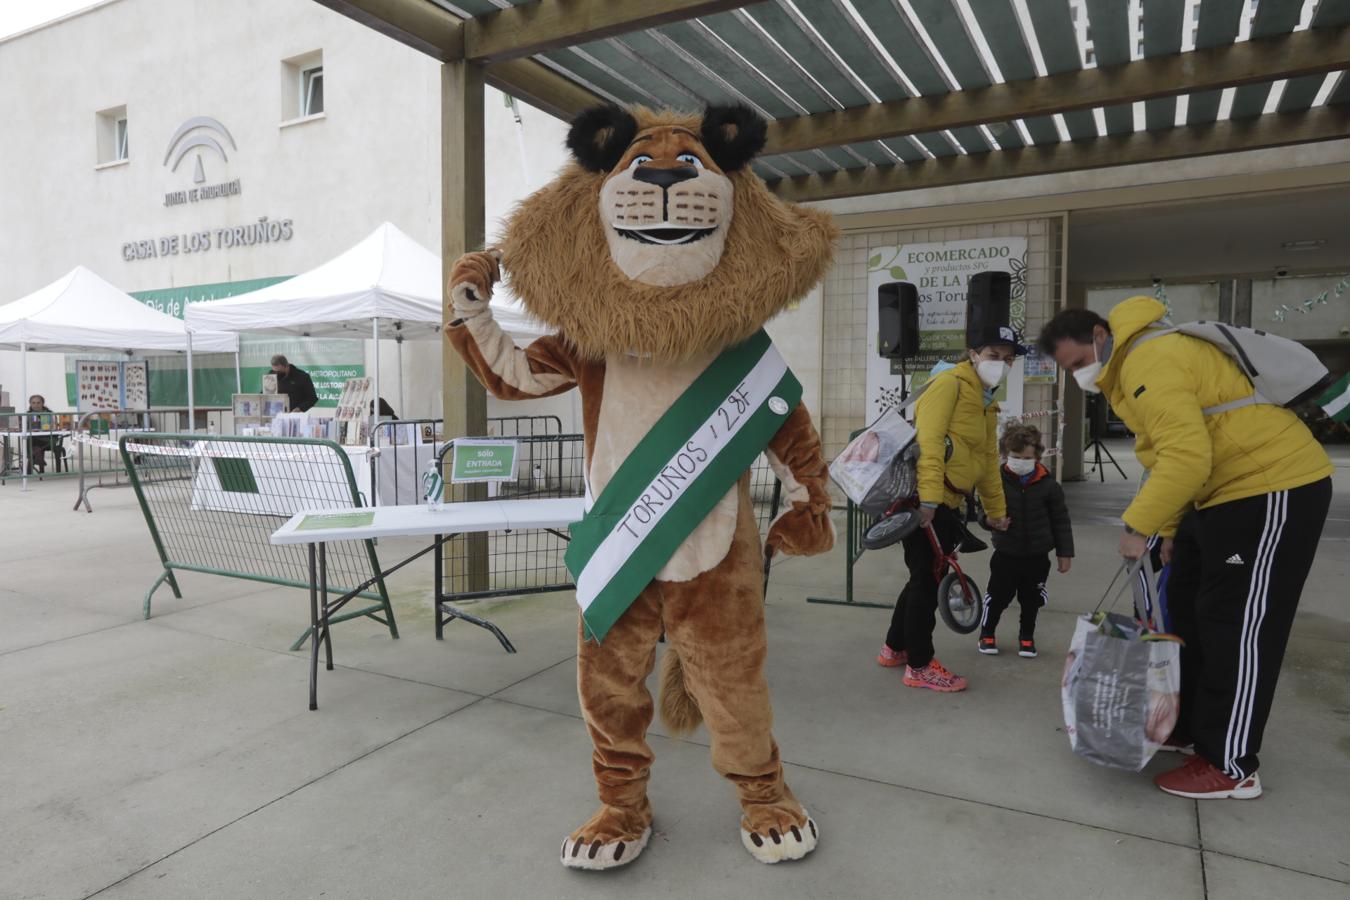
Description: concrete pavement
1,440,1346,899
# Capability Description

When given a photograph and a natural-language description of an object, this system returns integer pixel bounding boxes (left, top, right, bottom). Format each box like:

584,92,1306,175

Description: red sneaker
1154,755,1261,799
903,658,968,692
877,645,907,668
976,635,998,655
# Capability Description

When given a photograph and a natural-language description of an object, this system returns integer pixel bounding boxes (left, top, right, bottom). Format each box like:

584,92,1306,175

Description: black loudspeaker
965,271,1011,347
878,281,919,359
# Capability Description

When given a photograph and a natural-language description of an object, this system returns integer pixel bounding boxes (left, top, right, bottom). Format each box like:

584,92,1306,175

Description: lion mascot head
500,104,837,363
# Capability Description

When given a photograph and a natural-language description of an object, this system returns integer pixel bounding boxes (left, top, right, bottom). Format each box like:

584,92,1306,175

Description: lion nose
632,165,699,190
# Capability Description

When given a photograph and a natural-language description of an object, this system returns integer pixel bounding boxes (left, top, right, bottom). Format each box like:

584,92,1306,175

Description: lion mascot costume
445,104,837,869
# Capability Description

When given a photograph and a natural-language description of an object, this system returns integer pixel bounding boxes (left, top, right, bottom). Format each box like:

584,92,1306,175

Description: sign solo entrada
122,216,293,261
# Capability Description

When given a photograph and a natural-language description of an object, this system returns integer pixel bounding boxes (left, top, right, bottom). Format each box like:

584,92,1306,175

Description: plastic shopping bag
829,404,920,516
1061,556,1182,771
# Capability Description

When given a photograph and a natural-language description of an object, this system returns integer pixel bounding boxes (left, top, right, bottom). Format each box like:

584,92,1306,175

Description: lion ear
566,105,639,172
701,105,767,172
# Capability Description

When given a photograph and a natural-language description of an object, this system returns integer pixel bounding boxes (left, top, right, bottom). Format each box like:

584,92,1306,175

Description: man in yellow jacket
1040,297,1333,800
877,324,1015,692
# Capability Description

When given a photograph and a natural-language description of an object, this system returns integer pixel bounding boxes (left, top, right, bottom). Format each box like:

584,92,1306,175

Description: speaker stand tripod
1084,435,1126,482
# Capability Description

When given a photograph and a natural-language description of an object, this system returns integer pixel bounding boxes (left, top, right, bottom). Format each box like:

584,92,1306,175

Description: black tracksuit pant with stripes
1164,477,1332,779
981,551,1051,639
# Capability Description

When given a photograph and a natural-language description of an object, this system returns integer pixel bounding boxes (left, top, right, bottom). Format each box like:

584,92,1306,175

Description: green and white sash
565,330,801,642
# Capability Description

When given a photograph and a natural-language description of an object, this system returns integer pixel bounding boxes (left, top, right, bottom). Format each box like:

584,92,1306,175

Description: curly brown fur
658,648,703,735
500,107,838,363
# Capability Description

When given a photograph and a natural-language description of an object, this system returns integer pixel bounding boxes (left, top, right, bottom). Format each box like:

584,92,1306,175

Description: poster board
76,360,150,411
866,237,1027,419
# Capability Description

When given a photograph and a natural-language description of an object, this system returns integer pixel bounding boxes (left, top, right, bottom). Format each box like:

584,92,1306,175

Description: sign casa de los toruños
121,116,294,263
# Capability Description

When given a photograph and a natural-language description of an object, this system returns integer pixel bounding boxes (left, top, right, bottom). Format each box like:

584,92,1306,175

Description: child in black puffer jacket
978,424,1074,658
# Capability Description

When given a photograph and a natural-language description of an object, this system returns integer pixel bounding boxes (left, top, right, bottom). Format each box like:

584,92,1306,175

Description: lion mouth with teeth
499,105,837,363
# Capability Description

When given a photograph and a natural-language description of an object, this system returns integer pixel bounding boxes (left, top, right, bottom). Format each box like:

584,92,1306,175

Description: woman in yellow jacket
877,324,1015,692
1040,297,1333,800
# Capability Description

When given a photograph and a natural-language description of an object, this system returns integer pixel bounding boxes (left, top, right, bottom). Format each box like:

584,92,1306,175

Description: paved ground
2,439,1347,900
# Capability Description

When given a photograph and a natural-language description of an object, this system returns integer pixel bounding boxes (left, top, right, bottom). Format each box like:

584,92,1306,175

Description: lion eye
677,153,704,168
628,155,653,169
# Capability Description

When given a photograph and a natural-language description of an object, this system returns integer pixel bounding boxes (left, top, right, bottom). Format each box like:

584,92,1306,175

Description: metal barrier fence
432,432,782,646
120,433,397,648
369,415,569,508
805,498,888,608
370,418,442,509
2,407,228,489
65,408,231,510
487,414,563,437
1,411,74,482
806,426,888,609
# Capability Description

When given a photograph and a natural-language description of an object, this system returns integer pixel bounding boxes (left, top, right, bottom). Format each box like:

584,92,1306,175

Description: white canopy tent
183,221,547,429
0,265,240,486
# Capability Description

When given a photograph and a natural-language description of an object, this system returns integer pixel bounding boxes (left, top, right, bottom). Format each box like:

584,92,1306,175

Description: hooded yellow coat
914,360,1007,519
1094,296,1332,537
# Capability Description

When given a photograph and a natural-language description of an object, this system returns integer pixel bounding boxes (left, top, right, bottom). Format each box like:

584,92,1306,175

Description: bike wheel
937,570,983,634
861,509,922,550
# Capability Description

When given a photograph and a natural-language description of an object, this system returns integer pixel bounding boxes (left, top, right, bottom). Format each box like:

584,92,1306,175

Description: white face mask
975,359,1010,388
1005,456,1037,476
1073,337,1104,394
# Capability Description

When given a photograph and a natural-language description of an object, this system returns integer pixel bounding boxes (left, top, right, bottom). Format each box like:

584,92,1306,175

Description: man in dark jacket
270,354,318,412
977,423,1074,658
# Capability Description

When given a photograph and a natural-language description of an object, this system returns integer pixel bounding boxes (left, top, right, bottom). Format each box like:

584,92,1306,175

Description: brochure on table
333,377,375,446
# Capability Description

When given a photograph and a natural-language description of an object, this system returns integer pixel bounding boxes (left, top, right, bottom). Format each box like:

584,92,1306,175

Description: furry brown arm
444,250,578,400
763,402,835,556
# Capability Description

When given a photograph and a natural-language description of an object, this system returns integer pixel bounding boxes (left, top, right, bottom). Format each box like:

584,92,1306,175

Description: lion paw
766,505,835,557
448,249,502,311
561,827,650,871
560,803,652,871
740,811,818,864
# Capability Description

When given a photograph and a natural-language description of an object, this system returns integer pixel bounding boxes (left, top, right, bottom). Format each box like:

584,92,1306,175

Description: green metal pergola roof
318,0,1350,201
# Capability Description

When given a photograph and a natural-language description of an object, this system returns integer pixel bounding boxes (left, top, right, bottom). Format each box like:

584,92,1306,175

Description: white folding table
271,498,584,709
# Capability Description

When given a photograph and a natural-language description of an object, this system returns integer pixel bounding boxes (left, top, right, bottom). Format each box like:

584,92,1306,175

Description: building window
281,50,324,124
96,105,129,165
115,117,129,160
302,65,324,116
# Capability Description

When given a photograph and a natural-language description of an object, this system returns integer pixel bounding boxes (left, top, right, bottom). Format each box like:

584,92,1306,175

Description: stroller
830,404,986,634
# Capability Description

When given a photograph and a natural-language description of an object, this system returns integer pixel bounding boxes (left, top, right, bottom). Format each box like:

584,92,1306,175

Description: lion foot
740,808,817,864
560,804,652,871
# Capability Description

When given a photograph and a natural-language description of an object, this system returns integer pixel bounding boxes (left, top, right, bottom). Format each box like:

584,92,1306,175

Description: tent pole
185,332,196,434
396,334,405,419
19,342,29,492
371,316,380,505
234,351,242,392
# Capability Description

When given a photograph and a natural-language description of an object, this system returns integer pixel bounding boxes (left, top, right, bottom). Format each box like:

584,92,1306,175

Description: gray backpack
1132,321,1333,415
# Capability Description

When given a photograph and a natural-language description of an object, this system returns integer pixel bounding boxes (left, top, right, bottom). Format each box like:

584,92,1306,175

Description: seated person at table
269,354,318,412
369,397,398,420
26,395,54,473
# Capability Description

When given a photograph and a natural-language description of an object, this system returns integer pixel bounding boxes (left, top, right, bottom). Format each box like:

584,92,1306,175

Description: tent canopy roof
0,265,239,355
183,221,547,341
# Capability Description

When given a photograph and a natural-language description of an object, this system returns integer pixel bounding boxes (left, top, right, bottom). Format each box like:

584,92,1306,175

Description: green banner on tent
64,277,364,409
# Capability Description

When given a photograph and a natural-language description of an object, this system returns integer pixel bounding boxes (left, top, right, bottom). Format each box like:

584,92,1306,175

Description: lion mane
499,107,838,363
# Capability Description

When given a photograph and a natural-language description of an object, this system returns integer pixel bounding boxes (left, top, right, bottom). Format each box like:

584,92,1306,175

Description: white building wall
0,0,570,422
